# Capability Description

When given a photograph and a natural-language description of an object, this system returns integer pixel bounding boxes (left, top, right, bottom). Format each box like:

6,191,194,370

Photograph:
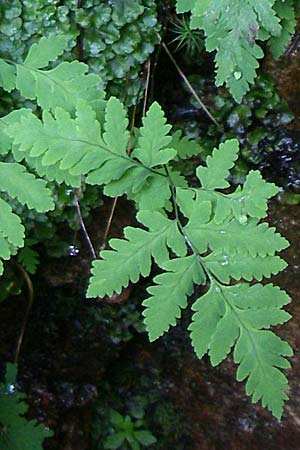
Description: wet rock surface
0,199,299,450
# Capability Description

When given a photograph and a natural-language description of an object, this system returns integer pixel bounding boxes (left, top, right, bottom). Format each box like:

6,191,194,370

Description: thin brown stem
74,193,96,258
157,33,221,130
13,263,34,364
143,59,151,117
100,197,119,250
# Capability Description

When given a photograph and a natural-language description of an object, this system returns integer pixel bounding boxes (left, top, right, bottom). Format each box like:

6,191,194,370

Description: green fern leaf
196,139,239,189
86,97,135,185
0,162,54,212
0,198,24,248
0,363,52,450
191,170,278,224
132,102,176,167
170,130,203,160
0,198,24,274
87,211,186,298
231,170,279,218
184,197,288,256
269,0,296,58
17,245,39,274
143,255,206,341
177,187,287,258
0,109,32,155
188,281,225,359
0,60,16,92
190,282,292,418
0,34,105,114
103,96,129,156
6,100,136,187
21,154,81,188
204,252,287,283
186,217,288,256
131,171,171,211
24,34,68,69
177,0,290,101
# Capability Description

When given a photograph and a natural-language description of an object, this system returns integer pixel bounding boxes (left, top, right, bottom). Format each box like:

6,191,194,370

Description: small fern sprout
169,15,204,56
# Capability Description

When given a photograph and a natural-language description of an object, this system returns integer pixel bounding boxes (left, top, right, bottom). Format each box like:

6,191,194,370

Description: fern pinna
0,34,292,419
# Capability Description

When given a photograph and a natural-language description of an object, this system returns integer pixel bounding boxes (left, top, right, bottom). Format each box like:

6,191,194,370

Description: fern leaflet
0,34,104,115
87,211,186,298
189,282,292,419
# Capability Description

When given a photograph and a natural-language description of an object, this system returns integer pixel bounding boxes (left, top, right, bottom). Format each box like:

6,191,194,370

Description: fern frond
189,282,292,418
176,0,293,101
143,255,206,341
87,211,186,298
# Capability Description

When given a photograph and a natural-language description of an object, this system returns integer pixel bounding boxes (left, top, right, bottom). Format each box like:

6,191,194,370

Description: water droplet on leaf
234,71,242,80
239,215,247,224
221,256,229,266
